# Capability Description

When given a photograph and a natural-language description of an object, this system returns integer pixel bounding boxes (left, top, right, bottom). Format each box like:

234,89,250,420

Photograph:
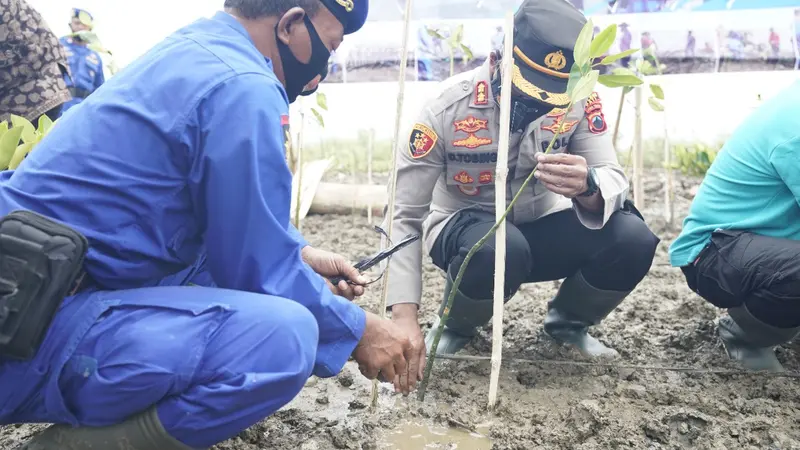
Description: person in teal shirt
669,80,800,373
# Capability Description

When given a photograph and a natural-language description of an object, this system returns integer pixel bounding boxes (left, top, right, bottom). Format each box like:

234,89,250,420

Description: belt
68,87,92,99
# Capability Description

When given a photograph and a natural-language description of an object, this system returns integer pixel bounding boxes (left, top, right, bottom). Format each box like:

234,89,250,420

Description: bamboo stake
487,11,514,411
351,150,358,223
294,99,306,231
367,129,374,225
611,88,625,150
632,86,644,208
371,0,415,408
662,110,673,228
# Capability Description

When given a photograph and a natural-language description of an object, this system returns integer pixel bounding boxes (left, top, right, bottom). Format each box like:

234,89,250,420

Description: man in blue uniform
0,1,415,449
58,8,105,115
669,80,800,373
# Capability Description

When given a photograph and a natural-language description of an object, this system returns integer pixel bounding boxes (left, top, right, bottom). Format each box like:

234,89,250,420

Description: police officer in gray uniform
384,0,660,381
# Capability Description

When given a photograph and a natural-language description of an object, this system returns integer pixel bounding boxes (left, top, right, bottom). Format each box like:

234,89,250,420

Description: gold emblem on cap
336,0,354,12
544,50,567,71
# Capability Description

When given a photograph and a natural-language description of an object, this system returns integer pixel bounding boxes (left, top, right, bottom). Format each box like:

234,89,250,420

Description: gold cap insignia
544,50,567,71
336,0,354,12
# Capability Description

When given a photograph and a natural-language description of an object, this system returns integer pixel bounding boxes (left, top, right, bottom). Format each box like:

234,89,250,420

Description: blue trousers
0,284,319,448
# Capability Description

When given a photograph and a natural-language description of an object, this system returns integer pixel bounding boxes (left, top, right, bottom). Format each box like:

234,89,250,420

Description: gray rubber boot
15,407,197,450
424,271,500,356
543,271,631,359
718,305,800,373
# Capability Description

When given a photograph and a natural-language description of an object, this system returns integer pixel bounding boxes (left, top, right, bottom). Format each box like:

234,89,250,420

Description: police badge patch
408,123,437,159
585,92,607,134
474,81,488,105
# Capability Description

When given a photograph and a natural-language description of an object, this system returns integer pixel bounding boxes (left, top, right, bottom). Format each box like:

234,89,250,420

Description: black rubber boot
15,407,197,450
543,271,631,359
424,270,504,356
718,305,800,373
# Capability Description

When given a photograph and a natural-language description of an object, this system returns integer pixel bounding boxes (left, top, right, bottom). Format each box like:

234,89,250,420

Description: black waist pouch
0,210,88,361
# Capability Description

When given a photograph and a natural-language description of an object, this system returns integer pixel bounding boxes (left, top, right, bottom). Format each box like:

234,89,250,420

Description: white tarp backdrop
26,0,800,148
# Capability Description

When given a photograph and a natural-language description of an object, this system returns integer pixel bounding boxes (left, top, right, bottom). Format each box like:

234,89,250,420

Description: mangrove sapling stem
417,107,572,402
613,88,625,150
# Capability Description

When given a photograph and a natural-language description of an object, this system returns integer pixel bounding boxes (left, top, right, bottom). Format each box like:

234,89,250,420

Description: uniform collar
469,58,494,109
211,11,274,70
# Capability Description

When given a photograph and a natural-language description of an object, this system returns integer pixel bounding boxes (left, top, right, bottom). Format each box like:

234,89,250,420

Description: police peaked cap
318,0,369,35
510,0,586,107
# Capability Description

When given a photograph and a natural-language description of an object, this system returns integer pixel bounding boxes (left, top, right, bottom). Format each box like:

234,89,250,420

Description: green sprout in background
425,24,474,77
417,19,648,402
671,143,718,177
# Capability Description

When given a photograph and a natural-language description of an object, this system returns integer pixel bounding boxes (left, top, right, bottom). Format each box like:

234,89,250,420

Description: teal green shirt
669,80,800,267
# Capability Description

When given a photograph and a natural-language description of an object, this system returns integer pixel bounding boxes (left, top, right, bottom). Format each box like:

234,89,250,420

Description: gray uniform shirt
382,58,630,308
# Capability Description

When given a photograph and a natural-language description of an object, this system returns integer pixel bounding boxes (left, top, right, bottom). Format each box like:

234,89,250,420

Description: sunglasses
329,227,420,286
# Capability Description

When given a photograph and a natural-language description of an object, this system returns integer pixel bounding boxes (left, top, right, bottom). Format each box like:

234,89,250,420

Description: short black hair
224,0,320,19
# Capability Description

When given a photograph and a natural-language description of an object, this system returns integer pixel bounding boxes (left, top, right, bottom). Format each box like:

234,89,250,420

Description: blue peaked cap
318,0,368,35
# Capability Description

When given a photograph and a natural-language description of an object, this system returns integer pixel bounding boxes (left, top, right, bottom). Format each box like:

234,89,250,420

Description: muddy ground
2,170,798,449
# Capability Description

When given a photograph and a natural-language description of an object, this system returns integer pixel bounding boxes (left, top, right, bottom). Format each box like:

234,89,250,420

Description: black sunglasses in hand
328,226,420,287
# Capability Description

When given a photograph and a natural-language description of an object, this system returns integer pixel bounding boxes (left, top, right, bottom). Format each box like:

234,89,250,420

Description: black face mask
299,63,328,97
275,14,331,103
491,69,554,133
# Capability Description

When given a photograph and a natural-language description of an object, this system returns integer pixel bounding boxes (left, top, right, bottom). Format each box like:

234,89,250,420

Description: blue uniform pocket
0,290,116,425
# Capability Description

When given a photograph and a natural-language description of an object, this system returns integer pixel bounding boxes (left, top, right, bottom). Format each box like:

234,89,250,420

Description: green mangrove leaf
10,115,35,144
0,126,24,169
573,19,594,68
590,24,617,59
8,142,34,170
599,48,639,65
649,83,664,100
648,97,664,112
570,69,599,102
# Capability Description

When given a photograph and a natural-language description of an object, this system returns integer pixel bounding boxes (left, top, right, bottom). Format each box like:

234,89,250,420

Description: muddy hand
352,311,412,384
391,304,426,395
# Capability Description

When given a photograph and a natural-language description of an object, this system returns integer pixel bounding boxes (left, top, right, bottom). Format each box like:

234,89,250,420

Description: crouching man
382,0,659,385
669,80,800,373
0,1,416,449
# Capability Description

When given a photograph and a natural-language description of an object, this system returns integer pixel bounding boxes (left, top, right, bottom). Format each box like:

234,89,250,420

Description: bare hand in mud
352,311,413,383
301,246,367,300
391,304,426,395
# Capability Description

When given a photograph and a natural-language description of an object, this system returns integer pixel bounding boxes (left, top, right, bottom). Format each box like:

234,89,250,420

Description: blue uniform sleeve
769,136,800,206
288,223,309,248
187,73,365,378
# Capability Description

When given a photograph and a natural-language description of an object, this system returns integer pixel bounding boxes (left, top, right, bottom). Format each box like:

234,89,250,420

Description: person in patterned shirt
0,0,72,124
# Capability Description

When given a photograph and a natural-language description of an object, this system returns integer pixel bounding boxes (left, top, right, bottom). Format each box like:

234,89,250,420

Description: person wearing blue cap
58,8,106,115
0,0,413,449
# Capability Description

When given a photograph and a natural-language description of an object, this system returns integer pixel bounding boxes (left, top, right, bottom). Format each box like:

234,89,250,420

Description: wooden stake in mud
367,129,374,225
662,111,673,228
487,10,514,411
371,0,415,408
293,98,306,231
632,86,644,208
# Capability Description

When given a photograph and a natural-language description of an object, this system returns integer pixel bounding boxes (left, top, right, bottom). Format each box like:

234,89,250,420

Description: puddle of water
379,421,492,450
